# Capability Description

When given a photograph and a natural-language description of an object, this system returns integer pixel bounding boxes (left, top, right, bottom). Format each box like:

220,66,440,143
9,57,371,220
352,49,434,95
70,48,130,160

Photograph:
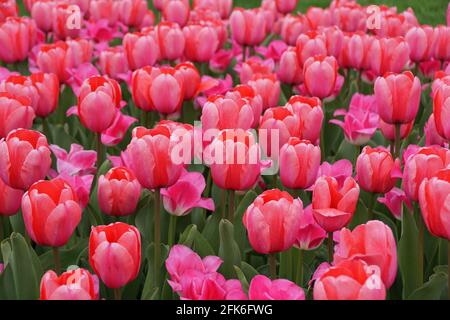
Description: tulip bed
0,0,449,301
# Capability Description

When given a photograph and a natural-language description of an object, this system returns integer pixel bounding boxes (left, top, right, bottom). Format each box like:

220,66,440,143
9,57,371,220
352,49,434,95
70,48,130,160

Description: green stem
52,247,61,274
142,110,153,128
394,123,401,160
367,193,377,221
320,102,326,161
268,253,277,279
96,133,105,172
417,208,424,286
220,188,227,219
272,174,278,189
0,216,3,240
228,189,235,223
327,232,334,263
113,288,121,300
154,188,161,289
168,214,177,247
42,117,52,143
296,249,304,286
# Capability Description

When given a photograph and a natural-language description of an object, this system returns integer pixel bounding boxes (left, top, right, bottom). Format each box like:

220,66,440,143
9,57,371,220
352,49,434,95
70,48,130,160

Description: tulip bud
22,178,82,247
89,222,141,288
0,129,51,190
243,189,302,254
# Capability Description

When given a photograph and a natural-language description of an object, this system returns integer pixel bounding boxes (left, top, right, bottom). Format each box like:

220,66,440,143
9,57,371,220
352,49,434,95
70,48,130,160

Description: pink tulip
31,0,55,32
339,32,368,70
228,85,263,129
313,259,386,300
433,26,450,62
161,169,214,216
50,143,96,177
52,3,81,40
123,30,160,71
77,76,121,133
332,2,366,33
155,22,186,61
295,204,327,250
98,167,141,217
40,268,99,300
166,244,247,300
316,159,353,187
175,62,200,101
274,0,297,14
28,72,60,117
89,222,141,289
256,40,288,61
378,187,412,220
405,26,436,63
0,0,17,23
0,74,39,109
125,125,184,189
280,14,311,46
277,47,302,85
419,168,450,240
280,138,321,190
374,71,421,125
0,176,23,216
248,275,305,300
119,0,148,28
230,8,267,47
356,146,400,194
433,76,450,140
0,129,51,190
239,57,274,85
243,189,302,254
101,111,137,147
201,93,255,132
330,96,379,145
425,114,447,147
248,74,280,110
0,17,38,63
312,176,360,233
98,47,129,81
22,178,82,247
89,0,120,26
334,220,398,288
193,0,232,19
323,26,344,59
204,129,262,191
368,37,410,76
0,93,35,138
402,146,450,202
131,66,184,115
303,55,338,100
286,95,323,144
259,106,300,157
163,0,190,28
295,31,328,66
183,22,219,63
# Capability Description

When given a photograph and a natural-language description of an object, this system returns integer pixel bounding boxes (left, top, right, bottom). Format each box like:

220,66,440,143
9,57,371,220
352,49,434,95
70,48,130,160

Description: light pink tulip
248,275,305,300
334,220,398,288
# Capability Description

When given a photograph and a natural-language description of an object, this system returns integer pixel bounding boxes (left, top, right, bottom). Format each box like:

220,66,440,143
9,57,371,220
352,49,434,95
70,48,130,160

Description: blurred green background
235,0,449,26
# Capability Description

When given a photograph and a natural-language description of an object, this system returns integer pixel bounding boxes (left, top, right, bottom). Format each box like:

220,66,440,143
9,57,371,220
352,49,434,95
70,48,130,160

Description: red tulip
0,93,35,138
280,138,321,190
402,146,450,201
204,129,263,191
125,125,184,189
123,30,160,70
356,146,400,194
98,167,141,217
77,76,121,133
155,22,185,61
40,268,99,300
22,178,82,247
303,55,338,100
243,189,303,254
313,259,386,300
0,129,51,190
89,222,141,289
374,71,421,125
183,22,219,63
312,176,360,233
419,168,450,240
334,220,398,288
0,17,38,63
